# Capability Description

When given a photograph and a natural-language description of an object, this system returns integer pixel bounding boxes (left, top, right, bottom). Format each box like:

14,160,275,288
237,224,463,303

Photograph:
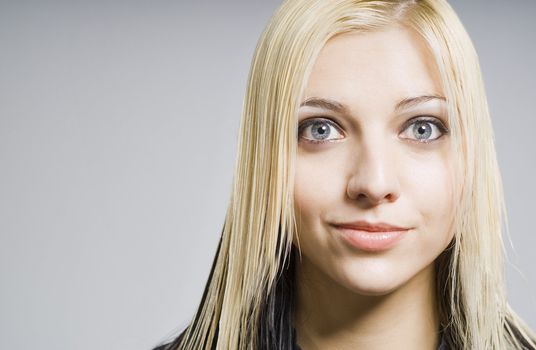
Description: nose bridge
347,130,400,204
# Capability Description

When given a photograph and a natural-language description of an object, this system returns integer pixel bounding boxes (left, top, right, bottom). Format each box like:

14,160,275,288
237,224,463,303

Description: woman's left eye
399,117,449,143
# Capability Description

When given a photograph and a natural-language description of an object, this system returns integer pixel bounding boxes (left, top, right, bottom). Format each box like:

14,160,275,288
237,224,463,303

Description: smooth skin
293,24,458,350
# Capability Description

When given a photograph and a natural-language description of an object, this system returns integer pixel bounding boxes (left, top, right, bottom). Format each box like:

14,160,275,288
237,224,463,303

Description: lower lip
334,226,409,252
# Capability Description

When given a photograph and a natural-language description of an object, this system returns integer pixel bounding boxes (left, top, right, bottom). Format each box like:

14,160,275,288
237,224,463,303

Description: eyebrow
299,94,446,113
394,94,446,112
300,97,348,113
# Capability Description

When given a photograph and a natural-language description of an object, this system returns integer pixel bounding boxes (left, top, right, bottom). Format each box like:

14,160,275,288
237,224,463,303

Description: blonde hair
169,1,536,349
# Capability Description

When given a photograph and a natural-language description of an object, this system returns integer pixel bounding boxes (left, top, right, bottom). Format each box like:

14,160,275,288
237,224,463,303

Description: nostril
353,190,399,205
385,193,398,202
346,171,401,204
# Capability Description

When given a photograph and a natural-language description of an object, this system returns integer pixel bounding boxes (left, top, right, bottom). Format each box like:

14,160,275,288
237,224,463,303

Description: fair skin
292,25,457,350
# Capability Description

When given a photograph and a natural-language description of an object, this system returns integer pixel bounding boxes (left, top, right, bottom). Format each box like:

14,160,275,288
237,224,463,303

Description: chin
337,258,435,297
333,258,416,296
343,277,405,296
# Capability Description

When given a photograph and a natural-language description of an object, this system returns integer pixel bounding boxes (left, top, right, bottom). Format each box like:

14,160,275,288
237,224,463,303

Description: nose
346,139,401,206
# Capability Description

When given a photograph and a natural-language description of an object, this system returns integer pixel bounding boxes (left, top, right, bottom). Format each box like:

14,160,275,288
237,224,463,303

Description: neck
293,255,440,350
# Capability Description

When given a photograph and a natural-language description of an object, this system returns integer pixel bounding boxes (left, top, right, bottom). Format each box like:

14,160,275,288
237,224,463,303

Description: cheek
294,149,343,206
293,152,346,244
403,153,455,247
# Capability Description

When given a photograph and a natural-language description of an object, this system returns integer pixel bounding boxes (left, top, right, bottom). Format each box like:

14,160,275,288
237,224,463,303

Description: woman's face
293,25,457,295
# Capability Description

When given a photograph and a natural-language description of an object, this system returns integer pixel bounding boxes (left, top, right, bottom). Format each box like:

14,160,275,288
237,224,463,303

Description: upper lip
332,220,411,232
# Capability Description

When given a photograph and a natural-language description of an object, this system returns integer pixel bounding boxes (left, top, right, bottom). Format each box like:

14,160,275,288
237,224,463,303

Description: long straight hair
155,1,536,349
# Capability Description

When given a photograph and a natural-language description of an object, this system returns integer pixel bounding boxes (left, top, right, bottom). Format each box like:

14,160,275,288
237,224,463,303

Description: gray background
0,1,534,349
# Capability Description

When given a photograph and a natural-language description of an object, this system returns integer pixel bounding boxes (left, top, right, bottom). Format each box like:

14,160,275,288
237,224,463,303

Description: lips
332,220,411,252
332,220,410,232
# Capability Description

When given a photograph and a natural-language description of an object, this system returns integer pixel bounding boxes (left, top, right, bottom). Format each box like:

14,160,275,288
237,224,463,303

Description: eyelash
297,116,449,144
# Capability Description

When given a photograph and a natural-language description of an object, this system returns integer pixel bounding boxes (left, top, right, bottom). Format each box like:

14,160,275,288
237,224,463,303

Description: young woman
154,0,536,349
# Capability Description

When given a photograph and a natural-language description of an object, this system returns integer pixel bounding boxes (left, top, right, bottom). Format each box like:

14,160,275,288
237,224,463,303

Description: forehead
303,25,443,111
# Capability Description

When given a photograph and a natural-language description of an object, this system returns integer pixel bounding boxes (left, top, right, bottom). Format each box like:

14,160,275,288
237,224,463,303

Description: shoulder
507,319,536,350
152,340,179,350
152,345,169,350
151,329,188,350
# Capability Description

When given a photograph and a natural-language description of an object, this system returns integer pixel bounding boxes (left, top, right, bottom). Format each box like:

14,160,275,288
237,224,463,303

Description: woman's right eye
298,118,345,144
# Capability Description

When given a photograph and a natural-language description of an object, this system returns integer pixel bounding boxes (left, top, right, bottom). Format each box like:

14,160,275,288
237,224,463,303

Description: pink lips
332,220,411,252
